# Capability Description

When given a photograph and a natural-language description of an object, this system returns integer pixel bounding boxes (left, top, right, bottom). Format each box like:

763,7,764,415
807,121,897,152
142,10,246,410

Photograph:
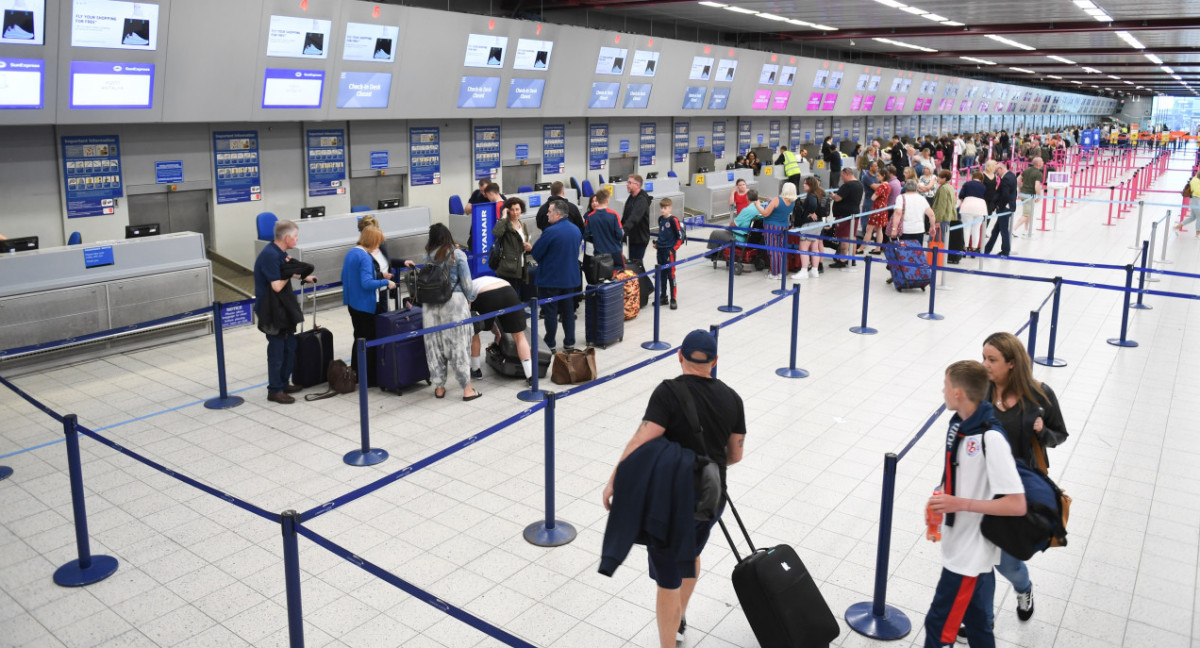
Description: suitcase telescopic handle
716,492,758,562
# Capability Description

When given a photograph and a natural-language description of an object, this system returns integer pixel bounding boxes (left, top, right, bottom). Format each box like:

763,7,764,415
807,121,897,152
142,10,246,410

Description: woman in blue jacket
341,226,395,387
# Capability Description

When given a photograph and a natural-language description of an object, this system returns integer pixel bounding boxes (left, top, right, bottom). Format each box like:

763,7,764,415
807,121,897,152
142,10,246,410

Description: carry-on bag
719,495,841,648
485,327,551,379
883,239,932,292
293,281,334,388
550,347,597,385
585,280,625,348
613,269,641,320
626,259,654,308
375,285,431,392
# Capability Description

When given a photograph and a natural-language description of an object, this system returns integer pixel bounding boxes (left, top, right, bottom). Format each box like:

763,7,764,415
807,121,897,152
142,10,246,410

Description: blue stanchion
776,286,808,379
845,452,912,640
524,392,577,547
0,466,10,481
851,256,879,335
345,339,388,467
518,298,547,402
53,414,119,588
771,260,788,296
281,510,305,648
1107,265,1140,348
718,242,742,313
204,302,245,410
1026,310,1040,360
1034,278,1068,368
1130,241,1152,311
918,259,944,321
642,266,671,351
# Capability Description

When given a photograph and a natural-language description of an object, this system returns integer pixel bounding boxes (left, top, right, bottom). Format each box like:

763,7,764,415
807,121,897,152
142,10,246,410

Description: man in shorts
829,168,864,269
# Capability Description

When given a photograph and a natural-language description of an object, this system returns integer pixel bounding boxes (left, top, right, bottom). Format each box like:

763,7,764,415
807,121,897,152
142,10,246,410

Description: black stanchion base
53,555,118,587
641,340,672,350
517,389,547,402
845,601,912,640
343,448,389,467
203,396,245,410
717,305,743,313
1129,303,1152,311
917,312,945,321
1107,338,1139,348
775,367,809,379
0,466,11,481
523,520,577,547
1034,356,1068,368
850,326,879,335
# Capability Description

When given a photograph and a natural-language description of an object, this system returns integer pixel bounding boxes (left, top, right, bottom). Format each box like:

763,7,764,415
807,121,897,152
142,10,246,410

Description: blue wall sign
409,127,441,186
82,246,114,268
588,123,608,171
474,126,500,180
673,122,689,163
543,124,565,174
639,122,656,166
712,121,726,158
212,131,261,205
222,302,254,329
62,135,123,218
370,151,389,169
155,161,183,184
306,129,346,197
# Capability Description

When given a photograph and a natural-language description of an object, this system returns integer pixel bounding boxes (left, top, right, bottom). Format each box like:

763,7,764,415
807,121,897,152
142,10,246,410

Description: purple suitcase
883,239,932,291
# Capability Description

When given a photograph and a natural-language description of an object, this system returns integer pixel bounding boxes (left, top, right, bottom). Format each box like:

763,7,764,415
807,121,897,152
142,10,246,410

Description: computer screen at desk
300,206,325,219
125,224,159,239
377,198,401,209
533,182,552,191
0,236,38,253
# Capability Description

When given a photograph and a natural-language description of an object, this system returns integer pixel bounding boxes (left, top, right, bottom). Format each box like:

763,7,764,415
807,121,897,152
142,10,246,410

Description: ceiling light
1047,74,1063,79
922,13,947,21
812,24,838,31
1073,0,1097,8
697,1,727,6
1072,80,1084,84
985,34,1036,51
1124,80,1134,85
901,6,927,14
1107,74,1120,79
1047,55,1076,64
941,20,965,27
961,56,996,65
1162,65,1175,74
1115,31,1145,49
1082,67,1101,74
758,12,789,21
786,19,815,27
724,5,758,14
1090,11,1113,21
1009,67,1036,74
1144,53,1163,64
872,0,908,7
872,37,937,53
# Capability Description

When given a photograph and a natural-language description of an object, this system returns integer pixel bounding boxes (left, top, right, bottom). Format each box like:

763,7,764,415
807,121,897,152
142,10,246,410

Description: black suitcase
375,288,431,393
626,259,654,308
947,219,965,263
719,496,840,648
584,280,624,348
293,282,333,388
485,327,551,379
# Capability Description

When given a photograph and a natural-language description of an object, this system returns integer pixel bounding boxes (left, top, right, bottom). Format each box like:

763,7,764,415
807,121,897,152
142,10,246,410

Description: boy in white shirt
924,361,1026,647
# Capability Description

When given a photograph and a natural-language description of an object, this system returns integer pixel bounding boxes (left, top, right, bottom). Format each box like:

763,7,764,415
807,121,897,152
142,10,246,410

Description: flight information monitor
342,22,398,63
265,15,331,59
2,0,45,45
463,34,507,68
70,61,154,109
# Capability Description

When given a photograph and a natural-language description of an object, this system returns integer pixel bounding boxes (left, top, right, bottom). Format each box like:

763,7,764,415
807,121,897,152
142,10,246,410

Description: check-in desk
256,206,432,307
605,178,685,228
681,168,757,222
0,232,213,374
449,190,579,248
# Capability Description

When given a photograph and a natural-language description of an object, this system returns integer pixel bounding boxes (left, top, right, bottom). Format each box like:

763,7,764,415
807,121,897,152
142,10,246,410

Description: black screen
0,236,38,252
125,224,159,239
377,198,401,209
299,206,325,219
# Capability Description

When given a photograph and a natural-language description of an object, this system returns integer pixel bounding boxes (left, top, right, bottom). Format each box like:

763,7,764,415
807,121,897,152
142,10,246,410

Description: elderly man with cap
600,329,747,648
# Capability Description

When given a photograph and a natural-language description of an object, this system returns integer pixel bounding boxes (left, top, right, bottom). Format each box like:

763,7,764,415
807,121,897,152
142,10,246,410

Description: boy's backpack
1183,179,1193,199
979,438,1069,560
414,256,454,305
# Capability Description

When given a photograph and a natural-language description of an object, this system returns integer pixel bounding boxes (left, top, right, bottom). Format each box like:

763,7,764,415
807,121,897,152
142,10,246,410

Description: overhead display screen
624,83,651,109
70,61,153,109
71,0,159,50
463,33,507,68
457,75,500,108
262,68,324,109
630,50,658,77
716,59,737,82
507,78,545,108
2,0,45,45
708,86,729,110
682,85,706,110
760,64,778,85
342,22,399,63
595,46,626,75
779,66,796,86
513,38,552,70
589,82,619,109
336,71,390,109
265,15,330,59
689,56,713,81
0,57,44,108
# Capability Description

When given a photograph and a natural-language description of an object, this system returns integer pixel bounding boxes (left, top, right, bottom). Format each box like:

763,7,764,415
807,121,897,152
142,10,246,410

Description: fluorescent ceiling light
1115,31,1145,49
872,0,908,7
1091,11,1113,21
1144,53,1163,64
985,34,1036,51
1108,74,1120,79
941,20,965,27
1073,0,1097,8
697,1,727,6
922,13,947,21
872,37,937,53
812,24,838,31
1124,80,1135,85
1162,65,1175,74
786,19,815,26
901,6,927,14
1047,74,1063,79
1072,80,1084,84
758,12,789,21
1082,67,1101,73
960,56,996,65
725,5,758,14
1047,55,1076,64
1009,67,1036,74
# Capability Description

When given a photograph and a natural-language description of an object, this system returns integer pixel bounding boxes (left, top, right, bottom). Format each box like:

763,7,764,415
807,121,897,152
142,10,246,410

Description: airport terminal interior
2,1,1199,647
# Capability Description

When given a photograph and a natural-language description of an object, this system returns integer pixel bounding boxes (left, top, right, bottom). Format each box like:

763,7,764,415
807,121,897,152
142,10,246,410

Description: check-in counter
0,232,213,373
681,168,757,222
449,189,579,247
604,178,685,228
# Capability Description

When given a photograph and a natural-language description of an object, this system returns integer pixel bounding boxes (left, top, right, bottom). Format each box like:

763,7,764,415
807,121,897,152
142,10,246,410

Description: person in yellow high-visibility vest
777,145,804,193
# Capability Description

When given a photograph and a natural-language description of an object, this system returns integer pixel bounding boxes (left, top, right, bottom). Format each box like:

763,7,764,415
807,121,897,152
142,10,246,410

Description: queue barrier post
281,510,305,648
1130,201,1145,249
776,285,808,379
518,297,547,402
1106,265,1140,348
718,243,742,313
1130,241,1153,311
1034,278,1067,368
344,339,388,467
1104,187,1116,226
1159,210,1174,265
1026,310,1040,360
204,301,245,410
850,255,879,335
1145,223,1161,283
642,266,671,351
0,466,10,481
845,453,912,640
523,392,578,547
917,255,944,321
53,414,119,587
772,256,789,296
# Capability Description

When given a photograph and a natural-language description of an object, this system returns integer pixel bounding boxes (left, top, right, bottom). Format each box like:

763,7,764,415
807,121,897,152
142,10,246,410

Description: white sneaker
790,270,807,281
809,268,820,278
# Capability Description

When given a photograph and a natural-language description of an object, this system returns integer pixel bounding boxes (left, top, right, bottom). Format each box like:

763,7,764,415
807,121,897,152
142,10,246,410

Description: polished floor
2,150,1198,647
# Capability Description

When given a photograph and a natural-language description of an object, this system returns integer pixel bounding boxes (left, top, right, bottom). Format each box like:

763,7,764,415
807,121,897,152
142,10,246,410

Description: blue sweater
585,208,624,259
341,247,389,313
532,218,583,288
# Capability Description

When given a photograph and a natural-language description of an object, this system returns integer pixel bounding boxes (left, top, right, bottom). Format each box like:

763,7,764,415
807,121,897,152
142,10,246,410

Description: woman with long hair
341,226,396,387
492,197,532,295
859,166,891,254
789,176,825,280
403,224,481,401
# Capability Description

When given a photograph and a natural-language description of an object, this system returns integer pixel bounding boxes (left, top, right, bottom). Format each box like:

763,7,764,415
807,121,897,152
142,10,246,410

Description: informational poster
457,76,501,108
221,302,254,330
212,131,261,205
789,120,801,151
630,50,659,77
708,87,729,110
543,124,565,174
751,90,770,110
83,245,114,268
895,97,906,110
689,56,713,81
588,82,619,109
713,121,726,158
262,69,324,109
769,120,780,149
71,0,158,50
70,61,154,109
370,151,388,169
779,66,796,86
828,71,843,89
265,15,330,59
507,78,545,108
771,91,790,111
902,78,912,93
513,38,553,70
588,123,608,171
682,86,706,110
306,129,345,197
716,59,737,82
154,160,182,184
464,34,507,68
760,64,778,85
515,144,529,160
2,0,46,45
738,121,751,156
890,77,903,93
639,122,656,166
473,125,500,180
807,92,822,111
595,46,627,75
832,119,842,144
813,69,829,88
337,72,391,109
869,75,881,92
673,121,688,163
814,119,825,142
0,57,43,108
342,22,398,62
855,74,869,91
409,126,441,186
624,83,652,109
61,135,122,218
885,97,896,112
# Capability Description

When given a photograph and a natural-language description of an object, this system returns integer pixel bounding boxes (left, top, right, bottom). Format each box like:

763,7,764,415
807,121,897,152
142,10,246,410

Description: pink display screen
752,90,771,110
821,93,838,110
807,92,823,111
771,91,790,110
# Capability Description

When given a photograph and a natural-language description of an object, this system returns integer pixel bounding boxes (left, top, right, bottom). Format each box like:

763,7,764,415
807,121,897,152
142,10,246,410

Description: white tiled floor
3,149,1199,648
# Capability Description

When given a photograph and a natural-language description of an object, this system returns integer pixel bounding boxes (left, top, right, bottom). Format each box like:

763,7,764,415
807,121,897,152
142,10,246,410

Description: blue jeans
538,287,576,349
266,333,297,393
925,568,995,648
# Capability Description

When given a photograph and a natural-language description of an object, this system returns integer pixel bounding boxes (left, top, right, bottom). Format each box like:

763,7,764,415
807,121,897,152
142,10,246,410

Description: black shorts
647,505,723,589
473,285,524,334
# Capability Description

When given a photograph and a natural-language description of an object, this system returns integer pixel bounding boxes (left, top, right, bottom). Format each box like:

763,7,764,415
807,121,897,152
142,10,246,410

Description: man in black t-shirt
830,168,864,268
602,329,746,646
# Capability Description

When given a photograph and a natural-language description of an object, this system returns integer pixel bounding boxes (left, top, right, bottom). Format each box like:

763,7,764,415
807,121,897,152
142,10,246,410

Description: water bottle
925,488,943,542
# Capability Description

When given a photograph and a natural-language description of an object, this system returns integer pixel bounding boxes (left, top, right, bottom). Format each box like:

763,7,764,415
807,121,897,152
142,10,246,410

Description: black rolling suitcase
293,282,334,388
375,279,431,393
947,219,965,263
584,280,624,348
485,327,551,379
719,496,840,648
